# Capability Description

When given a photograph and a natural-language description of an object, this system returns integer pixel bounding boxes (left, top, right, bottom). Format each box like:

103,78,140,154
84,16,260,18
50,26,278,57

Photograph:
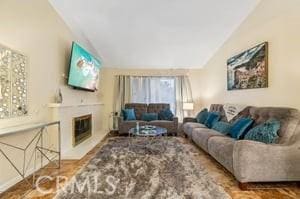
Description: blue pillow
196,108,208,124
142,113,158,121
230,117,253,139
158,108,174,121
122,109,136,121
212,121,232,135
204,112,220,128
244,119,280,144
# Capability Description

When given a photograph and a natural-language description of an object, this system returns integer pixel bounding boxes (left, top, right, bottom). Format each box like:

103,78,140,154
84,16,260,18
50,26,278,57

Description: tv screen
68,42,101,91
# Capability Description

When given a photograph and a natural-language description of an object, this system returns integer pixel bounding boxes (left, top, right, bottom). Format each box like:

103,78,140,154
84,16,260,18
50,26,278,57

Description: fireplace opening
73,114,92,146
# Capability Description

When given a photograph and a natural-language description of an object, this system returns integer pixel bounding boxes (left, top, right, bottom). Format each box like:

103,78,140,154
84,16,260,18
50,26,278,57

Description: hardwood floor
0,135,299,199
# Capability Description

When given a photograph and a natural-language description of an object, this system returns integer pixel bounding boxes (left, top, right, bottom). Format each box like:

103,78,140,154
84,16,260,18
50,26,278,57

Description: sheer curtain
113,75,193,121
131,76,176,113
113,75,131,115
175,76,193,121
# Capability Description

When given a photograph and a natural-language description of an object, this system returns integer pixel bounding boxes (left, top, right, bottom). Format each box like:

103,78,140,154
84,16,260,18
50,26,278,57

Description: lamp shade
183,102,194,110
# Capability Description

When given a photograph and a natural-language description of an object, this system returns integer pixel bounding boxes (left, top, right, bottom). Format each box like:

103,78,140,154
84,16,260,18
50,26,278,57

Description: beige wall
0,0,102,191
2,0,300,192
196,0,300,110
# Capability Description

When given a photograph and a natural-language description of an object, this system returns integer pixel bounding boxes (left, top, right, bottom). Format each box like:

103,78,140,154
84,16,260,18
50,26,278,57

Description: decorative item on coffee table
129,125,167,137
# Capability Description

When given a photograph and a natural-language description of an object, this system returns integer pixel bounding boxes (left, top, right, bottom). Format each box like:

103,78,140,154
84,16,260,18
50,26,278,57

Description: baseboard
0,131,109,193
61,131,108,159
0,158,51,193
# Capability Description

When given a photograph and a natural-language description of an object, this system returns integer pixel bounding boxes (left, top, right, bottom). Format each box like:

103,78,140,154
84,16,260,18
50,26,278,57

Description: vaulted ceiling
49,0,260,68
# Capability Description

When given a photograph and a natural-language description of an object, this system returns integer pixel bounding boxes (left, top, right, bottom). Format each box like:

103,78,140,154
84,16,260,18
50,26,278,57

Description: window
131,77,176,113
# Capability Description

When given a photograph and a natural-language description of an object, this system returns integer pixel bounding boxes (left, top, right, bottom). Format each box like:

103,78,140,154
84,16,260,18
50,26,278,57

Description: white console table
0,121,61,187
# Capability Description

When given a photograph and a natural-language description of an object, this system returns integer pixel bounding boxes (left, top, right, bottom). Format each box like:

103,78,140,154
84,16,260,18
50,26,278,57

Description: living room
0,0,299,198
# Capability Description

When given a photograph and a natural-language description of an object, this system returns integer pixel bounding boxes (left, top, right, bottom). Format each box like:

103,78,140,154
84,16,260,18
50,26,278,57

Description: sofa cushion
244,119,280,144
158,108,174,121
248,107,300,144
204,112,220,128
148,120,176,133
209,104,252,123
148,103,170,114
183,122,206,138
212,121,232,135
208,136,235,173
141,113,158,121
230,117,253,139
122,109,136,121
191,128,225,152
125,103,147,120
196,108,208,124
209,104,227,122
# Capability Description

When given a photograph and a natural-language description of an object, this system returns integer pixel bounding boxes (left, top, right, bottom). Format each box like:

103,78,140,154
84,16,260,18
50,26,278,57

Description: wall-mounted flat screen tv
68,42,101,92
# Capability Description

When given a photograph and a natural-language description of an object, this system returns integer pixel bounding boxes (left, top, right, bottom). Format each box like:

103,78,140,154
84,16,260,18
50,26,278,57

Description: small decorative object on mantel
55,88,63,103
227,42,268,90
0,43,28,119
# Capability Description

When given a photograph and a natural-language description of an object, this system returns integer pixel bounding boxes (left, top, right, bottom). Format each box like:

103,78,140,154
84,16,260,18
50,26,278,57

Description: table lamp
183,102,194,117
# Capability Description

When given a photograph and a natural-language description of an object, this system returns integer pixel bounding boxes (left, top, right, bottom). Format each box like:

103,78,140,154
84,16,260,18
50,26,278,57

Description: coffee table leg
128,131,133,149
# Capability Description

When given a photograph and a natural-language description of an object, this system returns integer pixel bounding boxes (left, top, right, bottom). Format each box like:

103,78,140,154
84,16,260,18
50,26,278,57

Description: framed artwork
0,44,28,119
227,42,268,90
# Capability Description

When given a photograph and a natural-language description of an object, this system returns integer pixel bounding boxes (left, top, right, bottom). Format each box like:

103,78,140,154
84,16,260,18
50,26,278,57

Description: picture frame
227,42,268,90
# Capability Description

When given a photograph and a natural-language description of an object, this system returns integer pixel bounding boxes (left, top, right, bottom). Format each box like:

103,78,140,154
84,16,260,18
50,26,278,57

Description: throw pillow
196,108,208,124
142,113,158,121
204,112,220,128
158,108,174,121
212,121,232,135
229,117,253,139
244,119,281,144
122,109,136,121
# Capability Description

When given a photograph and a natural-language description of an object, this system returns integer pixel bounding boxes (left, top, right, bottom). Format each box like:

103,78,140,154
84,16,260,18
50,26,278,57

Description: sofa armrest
117,116,124,126
233,140,300,183
183,117,197,124
173,117,178,125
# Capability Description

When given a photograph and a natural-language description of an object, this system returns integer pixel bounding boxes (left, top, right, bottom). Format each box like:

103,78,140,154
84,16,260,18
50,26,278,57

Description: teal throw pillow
196,108,208,124
122,109,136,121
158,108,174,121
229,117,253,139
212,121,232,135
204,112,220,128
142,113,158,121
244,119,281,144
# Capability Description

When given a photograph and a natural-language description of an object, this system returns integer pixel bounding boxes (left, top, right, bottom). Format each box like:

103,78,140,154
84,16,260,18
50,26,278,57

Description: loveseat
118,103,178,135
183,104,300,187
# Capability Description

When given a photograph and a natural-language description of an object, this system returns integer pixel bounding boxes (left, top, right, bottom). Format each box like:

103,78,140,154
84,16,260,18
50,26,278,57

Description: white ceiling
49,0,260,69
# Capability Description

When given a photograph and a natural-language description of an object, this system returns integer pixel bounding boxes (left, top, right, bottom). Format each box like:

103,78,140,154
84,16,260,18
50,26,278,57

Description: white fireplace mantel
48,102,106,159
48,102,104,108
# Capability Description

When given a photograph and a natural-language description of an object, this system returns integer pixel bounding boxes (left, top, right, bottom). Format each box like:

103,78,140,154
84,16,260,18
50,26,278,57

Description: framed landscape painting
227,42,268,90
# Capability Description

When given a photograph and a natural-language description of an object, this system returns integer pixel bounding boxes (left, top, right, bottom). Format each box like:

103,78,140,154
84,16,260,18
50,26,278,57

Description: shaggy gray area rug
56,137,231,199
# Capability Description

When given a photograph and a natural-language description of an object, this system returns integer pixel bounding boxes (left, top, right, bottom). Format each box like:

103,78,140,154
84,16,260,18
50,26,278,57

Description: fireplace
73,114,92,146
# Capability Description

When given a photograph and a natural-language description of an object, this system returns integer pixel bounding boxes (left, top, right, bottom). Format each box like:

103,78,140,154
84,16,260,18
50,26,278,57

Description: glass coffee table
128,125,167,137
128,125,168,152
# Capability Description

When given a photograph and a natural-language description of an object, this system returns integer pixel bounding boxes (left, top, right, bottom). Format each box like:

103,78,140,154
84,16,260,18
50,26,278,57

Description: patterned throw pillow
244,119,281,144
158,108,174,121
229,117,253,139
122,109,136,121
204,112,220,128
212,121,232,135
196,108,208,124
142,113,158,121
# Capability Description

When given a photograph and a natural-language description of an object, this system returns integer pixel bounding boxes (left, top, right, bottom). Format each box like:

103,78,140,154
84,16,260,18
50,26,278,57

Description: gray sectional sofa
118,103,178,135
183,104,300,187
